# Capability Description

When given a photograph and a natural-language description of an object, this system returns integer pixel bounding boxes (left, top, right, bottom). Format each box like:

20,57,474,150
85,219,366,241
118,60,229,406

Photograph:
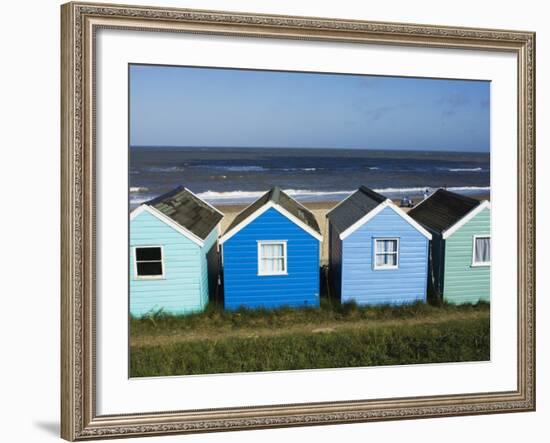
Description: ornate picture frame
61,2,535,440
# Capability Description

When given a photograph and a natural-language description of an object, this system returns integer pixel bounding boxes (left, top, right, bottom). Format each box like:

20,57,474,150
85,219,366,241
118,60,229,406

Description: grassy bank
130,302,490,377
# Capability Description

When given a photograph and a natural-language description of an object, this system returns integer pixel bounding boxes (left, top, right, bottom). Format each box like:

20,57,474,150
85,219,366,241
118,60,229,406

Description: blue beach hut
219,187,323,310
129,186,223,317
326,186,432,306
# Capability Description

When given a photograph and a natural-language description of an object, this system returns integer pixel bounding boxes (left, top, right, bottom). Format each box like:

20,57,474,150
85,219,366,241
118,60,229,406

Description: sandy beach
215,193,489,265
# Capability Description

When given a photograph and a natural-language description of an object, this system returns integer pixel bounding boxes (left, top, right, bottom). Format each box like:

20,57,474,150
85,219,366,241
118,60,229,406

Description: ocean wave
444,186,490,192
196,186,490,203
200,165,320,172
281,167,318,172
445,167,484,172
129,186,490,207
199,165,268,172
130,196,150,205
130,186,149,193
374,186,490,194
197,189,354,202
145,166,186,173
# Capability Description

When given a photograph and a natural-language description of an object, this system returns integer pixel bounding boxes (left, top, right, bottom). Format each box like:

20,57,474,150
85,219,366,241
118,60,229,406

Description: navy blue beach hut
327,186,432,306
219,187,323,310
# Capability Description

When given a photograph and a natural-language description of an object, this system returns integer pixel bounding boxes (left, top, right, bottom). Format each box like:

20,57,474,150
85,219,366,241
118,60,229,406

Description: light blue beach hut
219,187,323,310
129,186,223,317
327,186,432,306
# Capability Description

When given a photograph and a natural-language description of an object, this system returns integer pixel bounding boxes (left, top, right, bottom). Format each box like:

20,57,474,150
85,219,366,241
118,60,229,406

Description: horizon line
130,145,490,154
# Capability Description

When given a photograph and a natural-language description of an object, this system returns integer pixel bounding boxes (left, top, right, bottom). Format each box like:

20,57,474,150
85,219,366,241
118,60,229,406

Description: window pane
261,243,284,258
259,243,286,274
376,239,397,253
376,254,394,267
136,247,162,261
475,237,490,263
261,258,273,273
261,257,284,273
137,262,163,276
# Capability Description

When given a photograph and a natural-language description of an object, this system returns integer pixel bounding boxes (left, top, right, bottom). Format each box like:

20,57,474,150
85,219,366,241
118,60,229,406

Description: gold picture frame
61,2,536,440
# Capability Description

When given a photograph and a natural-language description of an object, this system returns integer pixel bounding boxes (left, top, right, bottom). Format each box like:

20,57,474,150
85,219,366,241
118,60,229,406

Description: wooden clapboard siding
341,206,429,305
223,207,320,310
443,207,490,304
130,210,206,316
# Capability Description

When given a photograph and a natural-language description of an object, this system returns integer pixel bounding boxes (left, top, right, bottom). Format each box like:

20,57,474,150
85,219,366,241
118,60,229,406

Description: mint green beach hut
129,186,223,317
408,189,491,304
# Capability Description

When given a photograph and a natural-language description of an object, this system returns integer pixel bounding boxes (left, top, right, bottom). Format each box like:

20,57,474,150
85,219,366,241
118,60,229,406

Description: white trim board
219,201,323,244
373,237,400,270
257,240,288,276
471,234,491,267
339,199,432,241
132,245,165,280
129,204,147,221
442,200,491,239
130,204,207,247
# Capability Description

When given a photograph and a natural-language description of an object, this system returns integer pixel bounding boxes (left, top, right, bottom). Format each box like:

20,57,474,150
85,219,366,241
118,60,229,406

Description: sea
129,147,490,209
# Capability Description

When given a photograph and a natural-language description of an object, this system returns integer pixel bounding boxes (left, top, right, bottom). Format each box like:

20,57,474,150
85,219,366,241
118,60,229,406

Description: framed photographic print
60,2,536,440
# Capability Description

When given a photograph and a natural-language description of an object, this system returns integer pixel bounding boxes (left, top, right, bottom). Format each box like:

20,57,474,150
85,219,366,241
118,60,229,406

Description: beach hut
326,186,432,306
408,189,490,304
129,186,223,317
219,187,323,310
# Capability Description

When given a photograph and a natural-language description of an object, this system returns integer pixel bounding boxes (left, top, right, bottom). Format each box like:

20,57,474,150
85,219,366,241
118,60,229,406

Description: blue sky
130,64,490,152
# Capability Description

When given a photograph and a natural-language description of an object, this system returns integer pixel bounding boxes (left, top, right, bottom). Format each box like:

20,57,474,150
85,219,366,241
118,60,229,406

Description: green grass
130,301,490,377
130,299,489,337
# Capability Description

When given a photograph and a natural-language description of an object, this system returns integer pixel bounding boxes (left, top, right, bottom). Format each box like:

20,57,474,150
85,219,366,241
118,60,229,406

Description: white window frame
257,240,288,276
373,238,400,270
133,245,165,280
471,235,491,267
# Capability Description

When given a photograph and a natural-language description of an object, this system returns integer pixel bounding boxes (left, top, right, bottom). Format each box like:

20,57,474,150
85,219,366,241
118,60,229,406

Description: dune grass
130,301,490,377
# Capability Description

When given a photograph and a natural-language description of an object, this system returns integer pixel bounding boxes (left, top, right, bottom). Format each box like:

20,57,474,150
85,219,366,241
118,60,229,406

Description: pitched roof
145,186,223,240
224,187,321,236
326,185,387,233
407,188,481,234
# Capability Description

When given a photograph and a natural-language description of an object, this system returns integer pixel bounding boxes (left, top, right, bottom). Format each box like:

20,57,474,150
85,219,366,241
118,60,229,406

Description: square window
374,238,399,270
258,241,287,275
134,246,164,278
473,236,491,266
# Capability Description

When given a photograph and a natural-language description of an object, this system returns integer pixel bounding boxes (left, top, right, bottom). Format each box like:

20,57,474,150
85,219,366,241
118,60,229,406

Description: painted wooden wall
222,207,320,310
443,207,490,304
129,210,209,317
340,206,429,305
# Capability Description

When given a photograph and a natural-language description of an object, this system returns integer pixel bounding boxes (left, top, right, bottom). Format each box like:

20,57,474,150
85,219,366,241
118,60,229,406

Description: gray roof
224,187,321,235
327,186,387,233
407,188,481,234
145,186,223,241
